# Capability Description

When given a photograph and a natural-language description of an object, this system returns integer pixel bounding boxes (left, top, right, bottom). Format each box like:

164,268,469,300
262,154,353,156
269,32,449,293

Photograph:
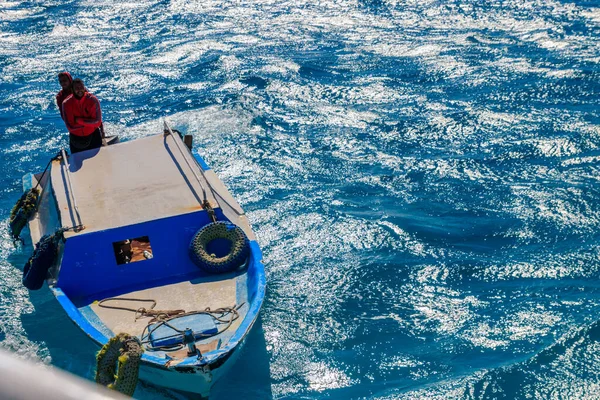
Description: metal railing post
61,149,84,231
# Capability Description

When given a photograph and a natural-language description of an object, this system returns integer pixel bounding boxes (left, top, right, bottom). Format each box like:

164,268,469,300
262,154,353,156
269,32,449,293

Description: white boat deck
48,132,254,239
89,277,243,339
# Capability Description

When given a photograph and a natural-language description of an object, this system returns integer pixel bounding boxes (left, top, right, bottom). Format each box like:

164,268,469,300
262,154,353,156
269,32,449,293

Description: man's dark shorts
69,128,102,154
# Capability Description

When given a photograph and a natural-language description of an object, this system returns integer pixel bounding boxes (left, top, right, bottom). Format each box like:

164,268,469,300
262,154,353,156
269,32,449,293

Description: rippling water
1,0,600,398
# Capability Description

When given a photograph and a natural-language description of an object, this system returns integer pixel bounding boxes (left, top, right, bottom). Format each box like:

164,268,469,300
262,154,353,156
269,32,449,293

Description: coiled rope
140,305,243,352
97,297,185,321
97,298,243,352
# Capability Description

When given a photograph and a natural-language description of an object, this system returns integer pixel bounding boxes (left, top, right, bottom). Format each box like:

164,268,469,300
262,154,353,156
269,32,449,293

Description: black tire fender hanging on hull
189,221,250,274
22,231,63,290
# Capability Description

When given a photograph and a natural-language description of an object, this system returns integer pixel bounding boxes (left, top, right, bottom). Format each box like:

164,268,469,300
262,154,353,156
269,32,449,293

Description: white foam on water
305,361,354,392
0,234,50,363
505,310,561,341
150,40,232,65
529,137,580,157
461,322,510,349
261,59,301,75
407,280,485,338
0,7,43,21
581,8,600,24
507,185,600,232
1,0,599,398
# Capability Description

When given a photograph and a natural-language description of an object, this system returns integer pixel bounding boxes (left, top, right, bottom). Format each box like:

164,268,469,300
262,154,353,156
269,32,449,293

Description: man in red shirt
56,71,72,120
62,78,103,154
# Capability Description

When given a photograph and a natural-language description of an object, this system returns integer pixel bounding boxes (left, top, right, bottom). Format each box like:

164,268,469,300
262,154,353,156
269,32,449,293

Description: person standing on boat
56,71,73,120
62,78,104,154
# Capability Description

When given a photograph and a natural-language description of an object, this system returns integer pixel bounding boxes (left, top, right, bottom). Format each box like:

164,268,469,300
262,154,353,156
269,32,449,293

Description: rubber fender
189,221,250,274
96,333,143,396
9,188,39,240
22,233,61,291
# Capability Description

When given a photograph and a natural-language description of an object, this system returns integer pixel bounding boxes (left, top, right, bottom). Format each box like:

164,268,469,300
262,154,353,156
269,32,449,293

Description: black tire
9,209,27,240
189,221,250,274
23,234,59,290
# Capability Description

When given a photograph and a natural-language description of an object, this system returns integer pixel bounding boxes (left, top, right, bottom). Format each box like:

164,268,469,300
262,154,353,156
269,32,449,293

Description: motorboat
17,121,266,396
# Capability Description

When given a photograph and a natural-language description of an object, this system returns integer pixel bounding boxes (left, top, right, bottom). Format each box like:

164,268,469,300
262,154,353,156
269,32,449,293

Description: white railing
0,349,129,400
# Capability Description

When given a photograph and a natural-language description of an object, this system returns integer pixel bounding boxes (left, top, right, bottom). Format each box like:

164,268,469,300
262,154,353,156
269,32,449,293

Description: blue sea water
1,0,600,398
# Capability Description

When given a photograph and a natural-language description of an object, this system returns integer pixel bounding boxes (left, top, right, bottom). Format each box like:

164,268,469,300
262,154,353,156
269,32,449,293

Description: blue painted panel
53,206,266,368
52,289,166,366
57,210,225,304
246,241,264,301
148,314,218,347
79,305,115,339
22,173,34,191
51,288,109,345
55,241,266,368
192,150,211,171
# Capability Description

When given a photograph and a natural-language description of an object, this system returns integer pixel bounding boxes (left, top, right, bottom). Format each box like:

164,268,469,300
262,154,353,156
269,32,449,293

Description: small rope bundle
97,297,185,322
97,297,244,352
140,304,244,352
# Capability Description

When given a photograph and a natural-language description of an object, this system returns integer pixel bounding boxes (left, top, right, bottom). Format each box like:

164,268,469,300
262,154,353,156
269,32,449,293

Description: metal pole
61,149,84,231
163,121,209,202
163,120,245,216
